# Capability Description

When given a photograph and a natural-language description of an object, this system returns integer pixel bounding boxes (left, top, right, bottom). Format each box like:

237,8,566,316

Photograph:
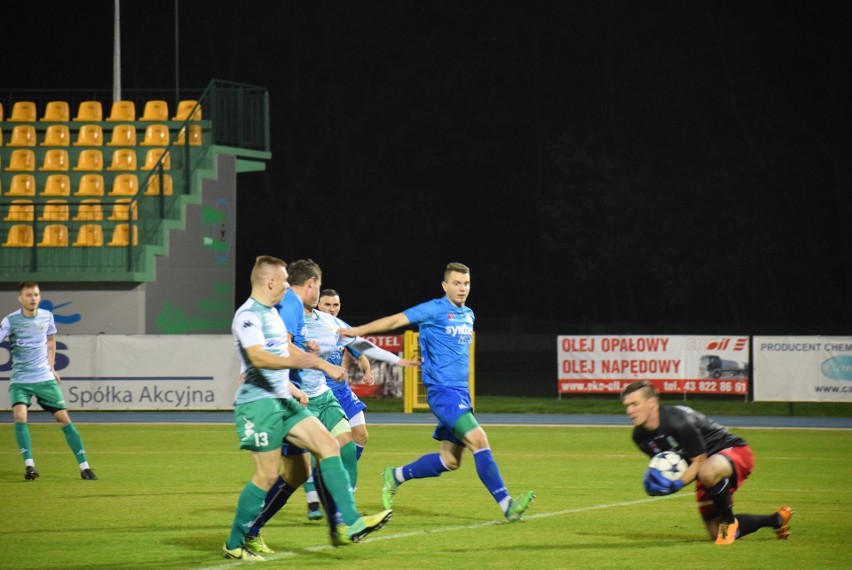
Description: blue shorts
331,383,367,419
426,384,473,446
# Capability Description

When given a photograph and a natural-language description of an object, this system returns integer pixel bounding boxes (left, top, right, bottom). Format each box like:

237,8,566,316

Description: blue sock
247,476,296,536
355,444,365,461
473,448,510,505
401,453,450,481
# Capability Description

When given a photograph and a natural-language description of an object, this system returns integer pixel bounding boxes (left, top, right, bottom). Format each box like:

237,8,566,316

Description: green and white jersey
0,308,57,384
232,297,293,404
302,309,401,398
302,310,343,398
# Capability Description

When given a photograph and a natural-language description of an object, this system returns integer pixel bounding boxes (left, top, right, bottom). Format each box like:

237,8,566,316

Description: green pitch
1,422,850,569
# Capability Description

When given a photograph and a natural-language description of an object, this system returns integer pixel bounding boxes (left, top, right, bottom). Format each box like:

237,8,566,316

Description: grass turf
1,423,850,569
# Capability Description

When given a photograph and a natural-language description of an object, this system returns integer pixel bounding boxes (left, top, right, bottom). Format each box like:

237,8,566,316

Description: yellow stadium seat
73,199,104,222
40,101,70,122
0,127,3,146
107,149,138,171
143,173,173,196
41,174,71,196
75,174,105,196
140,124,170,147
38,200,70,222
141,148,170,171
39,149,70,171
41,125,71,147
72,149,103,171
74,124,104,147
106,124,137,147
3,200,34,222
73,224,104,247
0,102,3,121
3,225,35,247
7,150,36,171
8,101,37,122
173,99,201,121
8,125,37,147
141,100,169,121
108,198,138,221
6,174,36,196
109,174,139,196
106,100,136,122
73,101,103,122
108,223,138,246
175,124,202,146
37,224,69,247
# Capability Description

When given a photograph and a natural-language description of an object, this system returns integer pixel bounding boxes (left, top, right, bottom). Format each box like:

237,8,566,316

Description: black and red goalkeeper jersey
632,405,747,463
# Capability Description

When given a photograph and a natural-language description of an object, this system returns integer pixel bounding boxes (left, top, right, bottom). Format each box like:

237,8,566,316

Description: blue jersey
0,308,57,384
403,296,474,388
276,288,306,387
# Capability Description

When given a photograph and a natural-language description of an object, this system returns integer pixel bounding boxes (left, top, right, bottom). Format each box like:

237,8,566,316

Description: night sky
7,1,851,334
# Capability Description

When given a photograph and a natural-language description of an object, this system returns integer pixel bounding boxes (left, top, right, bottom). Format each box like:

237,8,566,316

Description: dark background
7,1,851,335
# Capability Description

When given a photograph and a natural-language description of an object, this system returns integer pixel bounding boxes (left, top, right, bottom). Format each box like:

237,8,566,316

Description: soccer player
621,380,793,544
1,281,97,482
224,256,391,560
318,289,376,461
340,262,535,522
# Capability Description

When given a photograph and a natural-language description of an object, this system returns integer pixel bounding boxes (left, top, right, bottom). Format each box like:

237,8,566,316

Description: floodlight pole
113,0,121,102
175,0,180,108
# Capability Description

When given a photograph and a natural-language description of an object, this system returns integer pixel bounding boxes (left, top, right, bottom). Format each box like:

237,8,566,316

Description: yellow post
403,330,475,413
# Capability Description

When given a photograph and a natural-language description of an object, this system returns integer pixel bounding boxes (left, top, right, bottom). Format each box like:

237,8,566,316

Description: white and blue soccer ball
649,451,688,481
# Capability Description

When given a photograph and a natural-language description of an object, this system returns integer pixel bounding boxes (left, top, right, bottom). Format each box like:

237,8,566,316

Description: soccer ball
649,451,688,481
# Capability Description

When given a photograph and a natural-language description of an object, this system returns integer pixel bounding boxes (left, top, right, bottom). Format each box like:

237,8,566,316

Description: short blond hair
251,255,287,287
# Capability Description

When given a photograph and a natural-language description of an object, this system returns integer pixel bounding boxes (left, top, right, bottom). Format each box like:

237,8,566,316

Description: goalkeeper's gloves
643,468,685,496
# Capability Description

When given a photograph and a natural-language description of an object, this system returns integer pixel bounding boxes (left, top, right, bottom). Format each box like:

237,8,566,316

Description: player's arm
244,343,346,382
339,312,410,338
47,334,61,383
356,354,375,386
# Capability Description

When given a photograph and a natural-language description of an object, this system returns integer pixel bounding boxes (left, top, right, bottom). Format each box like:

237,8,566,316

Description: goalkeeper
622,381,792,544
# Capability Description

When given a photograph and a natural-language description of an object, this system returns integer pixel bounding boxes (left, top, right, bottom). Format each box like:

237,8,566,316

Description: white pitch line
194,494,683,570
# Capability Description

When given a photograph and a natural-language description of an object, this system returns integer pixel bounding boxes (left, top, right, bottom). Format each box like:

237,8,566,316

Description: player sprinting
622,381,793,544
340,262,535,522
1,281,97,481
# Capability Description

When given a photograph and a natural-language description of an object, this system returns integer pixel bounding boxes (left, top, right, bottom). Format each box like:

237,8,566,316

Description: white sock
499,496,512,513
394,467,404,483
79,461,90,471
25,459,35,468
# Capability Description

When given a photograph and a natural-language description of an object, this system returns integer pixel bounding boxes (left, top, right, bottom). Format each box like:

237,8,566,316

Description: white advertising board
753,336,852,402
0,335,241,410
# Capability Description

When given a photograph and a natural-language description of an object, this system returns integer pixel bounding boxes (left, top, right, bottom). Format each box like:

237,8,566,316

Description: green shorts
234,397,313,452
9,380,66,413
307,390,350,437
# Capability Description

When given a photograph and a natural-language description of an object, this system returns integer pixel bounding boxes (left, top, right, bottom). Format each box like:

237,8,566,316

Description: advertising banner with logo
557,335,750,395
753,336,852,402
345,335,404,398
0,335,241,410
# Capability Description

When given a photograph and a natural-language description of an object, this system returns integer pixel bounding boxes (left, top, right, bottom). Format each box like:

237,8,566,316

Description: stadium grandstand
0,82,271,334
